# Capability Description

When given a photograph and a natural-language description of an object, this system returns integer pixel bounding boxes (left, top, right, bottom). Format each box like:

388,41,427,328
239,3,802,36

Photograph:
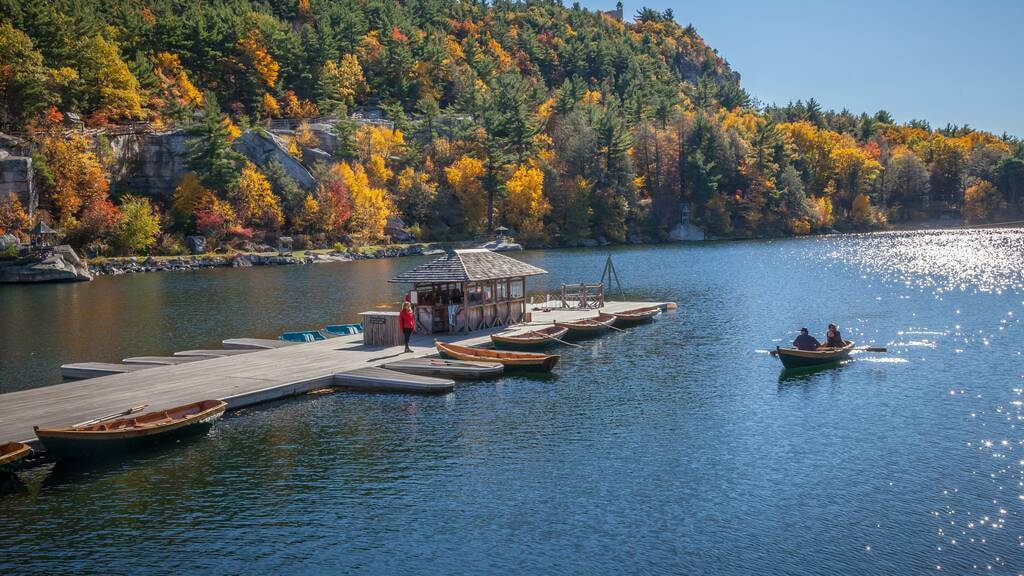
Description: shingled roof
389,249,547,283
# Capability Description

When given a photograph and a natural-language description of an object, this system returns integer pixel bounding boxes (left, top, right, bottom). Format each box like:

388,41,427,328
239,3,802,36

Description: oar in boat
73,404,149,427
537,330,583,349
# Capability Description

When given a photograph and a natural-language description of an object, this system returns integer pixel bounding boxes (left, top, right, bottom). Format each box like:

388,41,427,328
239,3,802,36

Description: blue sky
581,0,1024,137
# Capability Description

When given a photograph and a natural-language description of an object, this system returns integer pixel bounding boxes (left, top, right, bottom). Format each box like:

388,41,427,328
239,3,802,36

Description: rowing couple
793,324,844,351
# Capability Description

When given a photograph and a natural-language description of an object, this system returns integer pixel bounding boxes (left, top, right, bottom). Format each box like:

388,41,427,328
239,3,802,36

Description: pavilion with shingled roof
389,249,547,333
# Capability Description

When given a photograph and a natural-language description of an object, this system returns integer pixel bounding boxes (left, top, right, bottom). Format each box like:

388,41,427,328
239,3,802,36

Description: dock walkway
0,301,668,447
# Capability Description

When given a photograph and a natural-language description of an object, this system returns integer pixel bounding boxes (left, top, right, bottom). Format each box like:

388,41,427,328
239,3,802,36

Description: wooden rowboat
772,341,855,369
554,313,617,337
381,357,504,380
435,341,560,372
34,400,227,460
606,306,661,326
491,325,569,349
0,442,33,474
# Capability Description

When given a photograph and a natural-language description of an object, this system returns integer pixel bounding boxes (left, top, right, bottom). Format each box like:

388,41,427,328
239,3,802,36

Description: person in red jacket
399,300,415,352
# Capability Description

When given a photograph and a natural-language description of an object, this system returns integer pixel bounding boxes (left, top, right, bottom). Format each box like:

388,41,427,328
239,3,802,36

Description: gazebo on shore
389,249,547,334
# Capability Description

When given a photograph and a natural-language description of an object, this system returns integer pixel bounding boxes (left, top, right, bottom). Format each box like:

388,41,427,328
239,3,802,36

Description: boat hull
491,326,569,349
554,314,617,338
35,401,227,461
608,306,661,326
435,341,559,372
775,341,855,369
0,442,33,474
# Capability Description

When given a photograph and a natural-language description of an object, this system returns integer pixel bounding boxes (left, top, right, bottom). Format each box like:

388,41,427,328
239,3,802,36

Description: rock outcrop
232,131,315,190
0,149,36,216
0,245,93,283
111,131,191,200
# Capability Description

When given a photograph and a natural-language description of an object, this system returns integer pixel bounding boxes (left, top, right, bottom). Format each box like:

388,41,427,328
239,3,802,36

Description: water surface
2,229,1023,574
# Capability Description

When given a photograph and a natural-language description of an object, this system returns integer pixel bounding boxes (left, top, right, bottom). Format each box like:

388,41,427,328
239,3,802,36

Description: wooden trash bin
359,311,404,347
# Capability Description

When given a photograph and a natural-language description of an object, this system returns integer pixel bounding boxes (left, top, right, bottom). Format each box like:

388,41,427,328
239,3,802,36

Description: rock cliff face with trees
0,0,1022,256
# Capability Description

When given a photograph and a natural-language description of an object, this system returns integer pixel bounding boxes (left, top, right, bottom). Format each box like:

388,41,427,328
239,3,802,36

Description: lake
2,229,1023,574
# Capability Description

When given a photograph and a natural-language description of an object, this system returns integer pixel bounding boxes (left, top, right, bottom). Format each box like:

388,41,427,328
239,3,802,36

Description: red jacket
400,308,415,330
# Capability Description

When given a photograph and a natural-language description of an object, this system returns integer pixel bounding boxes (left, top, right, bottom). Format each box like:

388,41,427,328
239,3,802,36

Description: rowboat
772,340,855,369
324,323,363,336
0,442,32,474
554,313,617,337
491,325,569,349
381,357,504,380
435,340,560,372
34,400,228,460
280,330,329,343
606,306,661,326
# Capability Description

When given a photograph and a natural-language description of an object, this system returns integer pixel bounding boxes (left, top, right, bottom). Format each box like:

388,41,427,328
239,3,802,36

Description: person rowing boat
792,328,820,351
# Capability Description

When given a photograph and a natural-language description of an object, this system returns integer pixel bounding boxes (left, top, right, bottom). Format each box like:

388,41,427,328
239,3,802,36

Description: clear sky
581,0,1024,137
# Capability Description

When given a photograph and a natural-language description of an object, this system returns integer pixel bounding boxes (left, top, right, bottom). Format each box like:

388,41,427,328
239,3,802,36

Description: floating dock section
122,356,208,365
61,362,156,380
173,349,260,358
222,338,298,350
334,367,455,394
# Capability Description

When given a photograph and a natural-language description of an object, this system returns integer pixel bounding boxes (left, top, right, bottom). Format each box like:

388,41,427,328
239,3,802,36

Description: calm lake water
2,229,1024,575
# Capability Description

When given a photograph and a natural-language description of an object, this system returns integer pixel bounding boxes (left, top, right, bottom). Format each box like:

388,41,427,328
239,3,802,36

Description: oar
538,330,583,348
74,404,148,427
859,346,887,353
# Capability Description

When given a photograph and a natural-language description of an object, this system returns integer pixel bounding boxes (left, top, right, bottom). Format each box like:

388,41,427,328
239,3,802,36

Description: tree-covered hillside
1,0,1022,255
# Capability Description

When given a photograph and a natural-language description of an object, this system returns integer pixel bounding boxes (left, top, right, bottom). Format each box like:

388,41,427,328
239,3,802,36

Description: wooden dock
1,301,670,448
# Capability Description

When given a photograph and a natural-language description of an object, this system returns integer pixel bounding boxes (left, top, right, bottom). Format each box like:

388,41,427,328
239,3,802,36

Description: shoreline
9,220,1023,281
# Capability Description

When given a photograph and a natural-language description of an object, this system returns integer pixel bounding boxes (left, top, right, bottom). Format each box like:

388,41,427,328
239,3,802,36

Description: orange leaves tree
38,133,110,230
963,181,1001,224
445,155,488,233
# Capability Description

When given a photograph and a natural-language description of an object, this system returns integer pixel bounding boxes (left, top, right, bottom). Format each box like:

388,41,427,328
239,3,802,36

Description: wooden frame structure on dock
389,249,547,334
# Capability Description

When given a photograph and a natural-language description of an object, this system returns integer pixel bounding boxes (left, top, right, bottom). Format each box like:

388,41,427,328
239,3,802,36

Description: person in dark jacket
793,328,821,351
825,323,844,348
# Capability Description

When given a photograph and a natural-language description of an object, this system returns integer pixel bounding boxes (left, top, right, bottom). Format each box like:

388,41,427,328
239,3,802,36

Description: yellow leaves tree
76,35,143,121
811,196,834,229
0,193,30,235
293,193,322,234
262,92,281,118
317,54,366,114
232,162,283,229
294,121,320,148
283,90,319,118
395,167,437,227
354,124,405,165
445,155,487,233
154,52,202,108
116,195,161,255
963,180,1001,224
238,31,279,88
338,162,391,243
830,145,881,211
503,164,550,242
172,172,235,225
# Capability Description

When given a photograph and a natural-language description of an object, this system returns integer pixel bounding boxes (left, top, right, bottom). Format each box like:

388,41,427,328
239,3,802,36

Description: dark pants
403,328,413,349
